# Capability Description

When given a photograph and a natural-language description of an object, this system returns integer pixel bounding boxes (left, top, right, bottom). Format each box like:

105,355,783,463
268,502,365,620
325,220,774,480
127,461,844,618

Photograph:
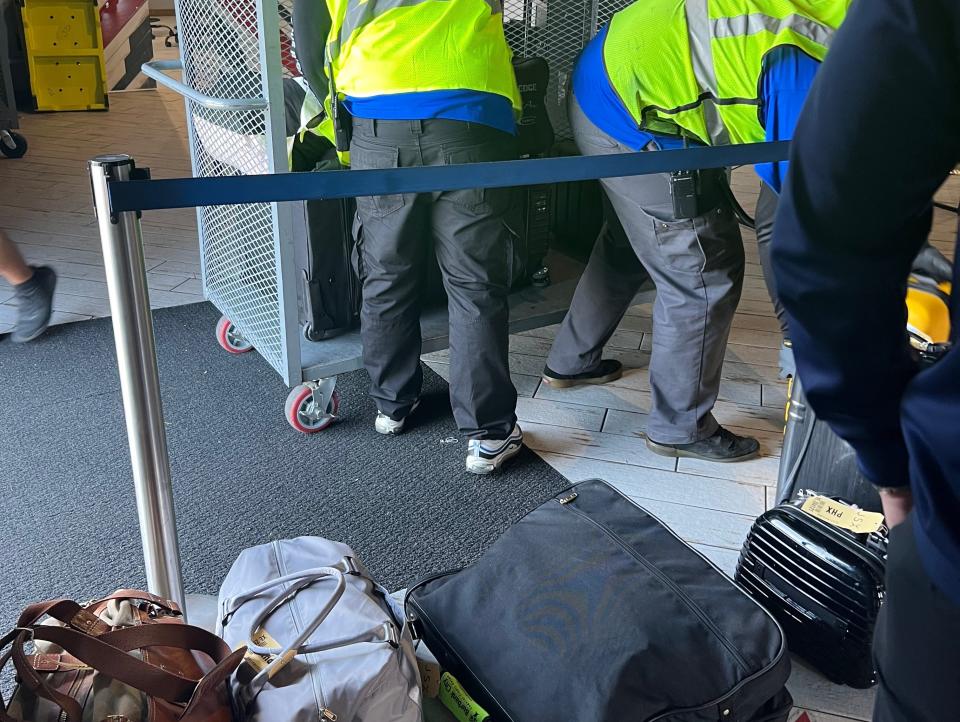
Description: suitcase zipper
557,500,752,675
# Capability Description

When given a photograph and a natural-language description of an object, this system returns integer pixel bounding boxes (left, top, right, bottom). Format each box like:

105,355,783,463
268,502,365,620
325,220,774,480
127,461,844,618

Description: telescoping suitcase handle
221,559,400,685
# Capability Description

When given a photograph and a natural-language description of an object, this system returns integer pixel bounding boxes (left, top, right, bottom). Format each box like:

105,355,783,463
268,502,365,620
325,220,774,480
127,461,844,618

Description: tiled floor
3,68,958,722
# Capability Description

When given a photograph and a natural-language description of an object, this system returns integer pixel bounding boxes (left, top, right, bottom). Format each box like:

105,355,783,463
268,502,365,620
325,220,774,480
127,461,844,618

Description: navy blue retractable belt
107,140,790,214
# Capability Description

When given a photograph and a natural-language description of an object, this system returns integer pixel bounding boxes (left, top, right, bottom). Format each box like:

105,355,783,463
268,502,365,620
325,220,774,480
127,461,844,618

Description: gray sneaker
11,266,56,343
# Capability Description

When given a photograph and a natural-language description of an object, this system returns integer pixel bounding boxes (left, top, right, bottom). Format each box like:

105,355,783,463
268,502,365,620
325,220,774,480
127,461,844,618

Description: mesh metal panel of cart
171,0,296,379
503,0,633,140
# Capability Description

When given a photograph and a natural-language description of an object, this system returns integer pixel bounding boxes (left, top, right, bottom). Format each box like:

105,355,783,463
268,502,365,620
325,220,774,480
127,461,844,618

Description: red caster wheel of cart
216,316,253,354
285,380,340,433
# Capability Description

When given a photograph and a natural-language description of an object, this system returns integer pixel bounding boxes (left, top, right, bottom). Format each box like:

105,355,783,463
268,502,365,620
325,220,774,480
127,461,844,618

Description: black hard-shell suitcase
736,492,887,688
775,377,881,513
406,480,793,722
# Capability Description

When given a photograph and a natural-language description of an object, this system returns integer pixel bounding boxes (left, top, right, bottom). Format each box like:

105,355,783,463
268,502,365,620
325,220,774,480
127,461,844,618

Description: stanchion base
185,593,219,631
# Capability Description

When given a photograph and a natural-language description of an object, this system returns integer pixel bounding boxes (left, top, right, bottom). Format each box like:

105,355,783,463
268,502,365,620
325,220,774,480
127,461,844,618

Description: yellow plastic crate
20,0,108,110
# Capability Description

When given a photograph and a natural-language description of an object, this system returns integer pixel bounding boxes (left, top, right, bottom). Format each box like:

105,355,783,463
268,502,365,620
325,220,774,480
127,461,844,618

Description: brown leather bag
0,590,245,722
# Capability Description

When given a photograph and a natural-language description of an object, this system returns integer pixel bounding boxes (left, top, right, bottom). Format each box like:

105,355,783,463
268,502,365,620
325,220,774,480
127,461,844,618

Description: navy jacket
773,0,960,603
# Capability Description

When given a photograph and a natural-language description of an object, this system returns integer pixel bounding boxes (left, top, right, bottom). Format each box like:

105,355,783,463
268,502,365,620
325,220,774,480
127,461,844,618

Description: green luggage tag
438,672,489,722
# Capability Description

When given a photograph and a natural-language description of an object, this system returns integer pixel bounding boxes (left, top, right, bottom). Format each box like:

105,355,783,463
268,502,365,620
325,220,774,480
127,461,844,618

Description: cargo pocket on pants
351,142,405,216
443,146,513,217
651,216,706,274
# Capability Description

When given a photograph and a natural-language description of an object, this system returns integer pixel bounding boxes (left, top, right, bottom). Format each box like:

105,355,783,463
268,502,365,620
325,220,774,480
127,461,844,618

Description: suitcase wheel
285,380,340,434
216,316,254,354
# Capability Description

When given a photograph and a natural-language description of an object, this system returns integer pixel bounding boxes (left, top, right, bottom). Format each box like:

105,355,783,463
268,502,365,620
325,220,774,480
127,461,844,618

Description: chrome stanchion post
89,154,186,611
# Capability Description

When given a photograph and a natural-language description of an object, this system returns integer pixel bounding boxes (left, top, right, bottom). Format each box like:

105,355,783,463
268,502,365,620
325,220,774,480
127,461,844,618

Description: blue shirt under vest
344,90,517,136
572,25,821,192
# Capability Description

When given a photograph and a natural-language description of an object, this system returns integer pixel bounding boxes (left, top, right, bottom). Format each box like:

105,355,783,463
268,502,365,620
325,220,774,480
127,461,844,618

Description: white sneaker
375,400,420,435
465,425,524,475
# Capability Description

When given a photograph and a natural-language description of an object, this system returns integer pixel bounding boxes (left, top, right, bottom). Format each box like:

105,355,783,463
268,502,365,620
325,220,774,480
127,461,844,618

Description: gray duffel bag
217,537,423,722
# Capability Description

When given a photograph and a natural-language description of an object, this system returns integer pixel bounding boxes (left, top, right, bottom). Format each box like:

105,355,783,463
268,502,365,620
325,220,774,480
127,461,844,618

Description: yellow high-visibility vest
604,0,850,145
325,0,521,111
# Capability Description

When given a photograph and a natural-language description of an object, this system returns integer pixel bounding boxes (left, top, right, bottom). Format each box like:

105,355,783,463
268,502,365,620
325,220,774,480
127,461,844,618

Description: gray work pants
754,181,788,337
547,95,745,444
350,117,518,440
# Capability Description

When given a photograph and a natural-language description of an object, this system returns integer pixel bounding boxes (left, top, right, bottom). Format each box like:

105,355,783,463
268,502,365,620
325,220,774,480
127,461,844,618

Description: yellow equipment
906,276,952,351
19,0,108,111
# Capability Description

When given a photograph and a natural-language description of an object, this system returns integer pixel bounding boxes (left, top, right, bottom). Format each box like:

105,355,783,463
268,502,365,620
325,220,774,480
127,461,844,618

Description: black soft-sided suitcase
406,480,793,722
292,191,361,342
776,377,881,513
736,492,887,688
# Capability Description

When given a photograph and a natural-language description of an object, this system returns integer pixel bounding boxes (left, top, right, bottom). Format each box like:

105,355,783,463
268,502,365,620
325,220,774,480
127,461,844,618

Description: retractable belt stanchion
89,154,187,613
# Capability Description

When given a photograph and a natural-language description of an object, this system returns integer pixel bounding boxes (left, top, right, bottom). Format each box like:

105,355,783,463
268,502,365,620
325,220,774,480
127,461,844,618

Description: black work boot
542,359,623,388
11,266,56,343
646,426,760,463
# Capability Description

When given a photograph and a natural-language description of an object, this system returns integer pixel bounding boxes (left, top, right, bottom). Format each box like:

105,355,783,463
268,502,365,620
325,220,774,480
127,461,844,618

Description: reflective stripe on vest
335,0,503,55
326,0,520,111
685,0,730,145
604,0,848,145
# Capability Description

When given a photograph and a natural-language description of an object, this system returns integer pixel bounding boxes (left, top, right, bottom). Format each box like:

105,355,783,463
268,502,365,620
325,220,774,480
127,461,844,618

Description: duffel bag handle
0,621,245,722
222,561,399,690
16,592,181,637
219,556,360,622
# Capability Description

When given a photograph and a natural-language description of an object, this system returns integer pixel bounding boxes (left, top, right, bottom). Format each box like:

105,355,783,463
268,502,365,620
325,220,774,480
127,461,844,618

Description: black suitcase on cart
736,492,887,689
406,480,793,722
292,190,361,342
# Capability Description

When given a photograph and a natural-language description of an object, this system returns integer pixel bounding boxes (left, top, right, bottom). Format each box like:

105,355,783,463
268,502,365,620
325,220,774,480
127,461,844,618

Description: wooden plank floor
4,66,958,721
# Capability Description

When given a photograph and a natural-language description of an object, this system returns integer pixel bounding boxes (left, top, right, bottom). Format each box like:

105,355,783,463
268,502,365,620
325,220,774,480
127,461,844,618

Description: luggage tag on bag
801,495,885,534
240,627,292,675
439,672,489,722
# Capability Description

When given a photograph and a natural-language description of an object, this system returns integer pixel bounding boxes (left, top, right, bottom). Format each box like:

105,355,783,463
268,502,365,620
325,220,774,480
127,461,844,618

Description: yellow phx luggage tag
240,627,296,677
801,495,885,534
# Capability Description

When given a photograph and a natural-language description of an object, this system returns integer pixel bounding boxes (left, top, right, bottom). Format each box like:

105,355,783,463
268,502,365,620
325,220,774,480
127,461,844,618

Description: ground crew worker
541,0,849,463
0,229,56,343
292,0,524,474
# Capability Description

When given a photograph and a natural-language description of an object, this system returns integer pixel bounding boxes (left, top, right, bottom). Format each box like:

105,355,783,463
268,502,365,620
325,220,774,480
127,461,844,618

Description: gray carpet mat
0,302,569,630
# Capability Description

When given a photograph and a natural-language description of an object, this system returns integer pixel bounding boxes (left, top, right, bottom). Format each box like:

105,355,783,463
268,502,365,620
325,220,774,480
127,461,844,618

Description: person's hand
879,487,914,528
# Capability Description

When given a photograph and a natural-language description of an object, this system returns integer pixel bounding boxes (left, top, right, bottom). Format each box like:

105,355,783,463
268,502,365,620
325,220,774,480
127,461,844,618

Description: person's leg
0,229,32,285
350,120,430,427
545,190,650,380
873,515,960,721
565,96,746,447
754,183,795,378
1,229,57,343
427,121,518,442
754,182,789,337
